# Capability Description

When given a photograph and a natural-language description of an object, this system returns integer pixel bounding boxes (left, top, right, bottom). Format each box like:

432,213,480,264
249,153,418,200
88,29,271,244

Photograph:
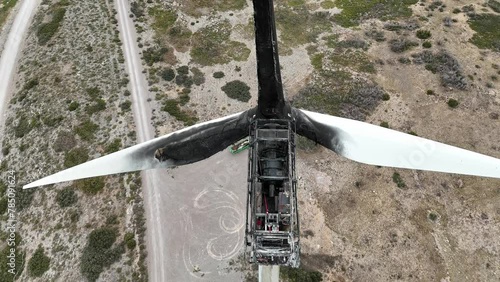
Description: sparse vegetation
162,99,198,126
179,0,247,16
36,3,68,45
412,51,467,90
0,0,18,28
105,138,122,153
389,39,419,53
53,130,76,152
276,5,332,47
74,120,99,141
143,46,169,66
191,20,250,66
64,147,89,168
280,266,323,282
468,13,500,51
221,80,251,102
332,0,418,27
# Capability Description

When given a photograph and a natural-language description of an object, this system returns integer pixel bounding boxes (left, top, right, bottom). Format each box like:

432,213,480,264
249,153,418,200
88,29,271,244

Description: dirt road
0,0,40,134
115,0,247,280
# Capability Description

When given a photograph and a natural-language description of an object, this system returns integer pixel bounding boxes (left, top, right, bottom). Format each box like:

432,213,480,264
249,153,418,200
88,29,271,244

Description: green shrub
280,266,322,282
86,87,101,99
382,93,390,101
447,98,459,108
75,120,99,141
14,115,34,138
161,99,198,126
380,121,389,128
221,80,251,102
23,78,39,91
143,47,169,66
36,8,66,45
488,0,500,13
389,39,418,53
68,101,79,111
392,172,406,188
332,0,417,27
426,89,435,95
416,29,432,39
191,20,250,66
80,227,124,282
2,143,10,156
0,197,7,214
398,57,411,64
159,68,175,81
468,13,500,51
176,65,189,75
124,232,136,250
56,187,78,208
422,41,432,48
76,177,105,195
105,138,122,153
0,182,6,194
428,212,438,221
28,245,50,277
191,67,205,86
213,71,225,78
175,74,193,88
64,147,89,168
85,99,106,115
120,100,132,112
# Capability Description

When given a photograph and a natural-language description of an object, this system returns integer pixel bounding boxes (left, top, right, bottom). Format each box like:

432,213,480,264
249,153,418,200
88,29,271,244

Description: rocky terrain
0,0,499,281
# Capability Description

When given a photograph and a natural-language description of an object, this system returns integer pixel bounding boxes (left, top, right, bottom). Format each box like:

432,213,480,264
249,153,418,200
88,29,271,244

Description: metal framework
245,119,300,267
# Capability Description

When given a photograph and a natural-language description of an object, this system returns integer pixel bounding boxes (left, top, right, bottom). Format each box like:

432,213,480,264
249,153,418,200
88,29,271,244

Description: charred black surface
292,108,344,154
147,108,256,165
253,0,286,119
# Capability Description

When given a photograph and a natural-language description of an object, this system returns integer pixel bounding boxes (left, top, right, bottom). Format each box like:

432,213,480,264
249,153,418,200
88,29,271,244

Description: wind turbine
24,0,500,269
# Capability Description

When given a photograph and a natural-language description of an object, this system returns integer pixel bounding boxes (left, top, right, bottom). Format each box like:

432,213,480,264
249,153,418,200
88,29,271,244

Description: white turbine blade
24,110,254,189
294,109,500,179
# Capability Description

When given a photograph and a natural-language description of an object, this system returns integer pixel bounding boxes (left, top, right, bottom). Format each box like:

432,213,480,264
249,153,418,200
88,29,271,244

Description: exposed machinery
245,119,300,267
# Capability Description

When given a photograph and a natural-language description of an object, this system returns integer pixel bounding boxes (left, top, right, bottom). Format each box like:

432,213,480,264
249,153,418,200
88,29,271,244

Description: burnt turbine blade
253,0,286,118
293,108,500,179
24,109,255,189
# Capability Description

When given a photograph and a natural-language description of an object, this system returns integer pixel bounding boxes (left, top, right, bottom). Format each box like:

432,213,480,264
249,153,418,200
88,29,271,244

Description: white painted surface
300,109,500,179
